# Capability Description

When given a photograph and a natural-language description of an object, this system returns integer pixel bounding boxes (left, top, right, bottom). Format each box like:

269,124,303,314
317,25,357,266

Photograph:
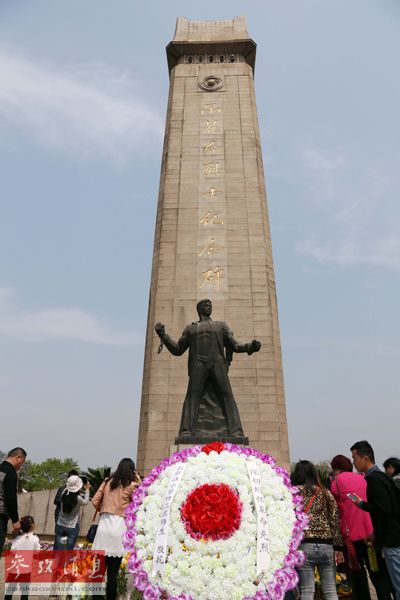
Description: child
5,515,40,600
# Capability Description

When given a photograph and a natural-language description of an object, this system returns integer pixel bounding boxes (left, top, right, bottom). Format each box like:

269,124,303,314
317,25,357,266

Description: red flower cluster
202,441,225,454
180,483,242,541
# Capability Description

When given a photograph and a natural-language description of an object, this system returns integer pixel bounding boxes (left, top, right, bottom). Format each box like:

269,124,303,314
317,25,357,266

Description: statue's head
196,298,212,317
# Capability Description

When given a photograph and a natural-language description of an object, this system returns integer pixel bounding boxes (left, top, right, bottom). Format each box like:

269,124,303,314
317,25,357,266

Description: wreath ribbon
247,460,271,578
152,462,186,576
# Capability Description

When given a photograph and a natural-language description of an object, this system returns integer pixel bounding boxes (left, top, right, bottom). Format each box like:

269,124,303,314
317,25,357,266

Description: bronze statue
155,299,261,443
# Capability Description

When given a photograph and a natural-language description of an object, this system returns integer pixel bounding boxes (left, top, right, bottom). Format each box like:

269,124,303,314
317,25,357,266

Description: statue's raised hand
250,339,261,353
155,322,165,338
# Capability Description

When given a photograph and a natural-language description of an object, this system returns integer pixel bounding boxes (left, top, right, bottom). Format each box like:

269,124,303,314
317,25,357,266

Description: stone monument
136,17,290,474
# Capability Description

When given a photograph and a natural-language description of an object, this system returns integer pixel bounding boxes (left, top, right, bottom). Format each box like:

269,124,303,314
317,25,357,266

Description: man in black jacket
351,440,400,599
0,447,27,555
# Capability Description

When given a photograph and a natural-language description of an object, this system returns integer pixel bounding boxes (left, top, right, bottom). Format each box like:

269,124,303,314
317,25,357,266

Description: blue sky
1,0,399,471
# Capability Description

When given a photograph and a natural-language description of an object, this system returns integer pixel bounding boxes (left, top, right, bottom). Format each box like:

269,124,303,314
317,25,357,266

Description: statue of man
155,299,261,441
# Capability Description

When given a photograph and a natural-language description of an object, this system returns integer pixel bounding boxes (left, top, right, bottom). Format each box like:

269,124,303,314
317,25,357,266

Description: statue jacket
161,319,254,374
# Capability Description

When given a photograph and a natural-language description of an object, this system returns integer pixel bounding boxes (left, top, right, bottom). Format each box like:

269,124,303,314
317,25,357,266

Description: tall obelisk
137,17,289,474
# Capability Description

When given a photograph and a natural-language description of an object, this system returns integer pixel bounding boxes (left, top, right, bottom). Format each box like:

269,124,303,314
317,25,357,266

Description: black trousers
0,514,8,556
4,572,30,600
351,540,394,600
93,555,122,600
105,555,122,600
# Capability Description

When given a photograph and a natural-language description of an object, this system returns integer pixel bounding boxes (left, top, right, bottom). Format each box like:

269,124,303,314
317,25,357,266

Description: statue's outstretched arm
223,325,261,355
155,323,190,356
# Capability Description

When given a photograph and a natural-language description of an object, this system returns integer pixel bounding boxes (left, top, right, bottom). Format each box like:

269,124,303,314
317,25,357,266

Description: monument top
166,16,256,74
173,16,250,42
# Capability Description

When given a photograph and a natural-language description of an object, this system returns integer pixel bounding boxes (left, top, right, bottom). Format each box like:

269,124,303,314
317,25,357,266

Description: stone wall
6,490,96,539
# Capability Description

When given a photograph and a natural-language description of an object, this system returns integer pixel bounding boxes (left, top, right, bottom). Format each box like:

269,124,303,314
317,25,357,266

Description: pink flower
144,586,160,600
134,570,149,591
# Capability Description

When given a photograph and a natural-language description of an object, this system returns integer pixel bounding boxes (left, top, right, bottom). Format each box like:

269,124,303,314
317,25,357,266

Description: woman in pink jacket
330,455,393,600
91,458,141,600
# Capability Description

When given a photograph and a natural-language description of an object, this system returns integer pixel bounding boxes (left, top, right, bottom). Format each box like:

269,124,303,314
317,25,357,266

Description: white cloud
296,236,400,267
300,144,347,201
0,288,140,345
296,142,400,268
0,47,163,162
301,145,346,173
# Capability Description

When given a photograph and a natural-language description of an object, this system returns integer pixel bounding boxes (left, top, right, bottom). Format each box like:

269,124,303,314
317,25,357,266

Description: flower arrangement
124,443,308,600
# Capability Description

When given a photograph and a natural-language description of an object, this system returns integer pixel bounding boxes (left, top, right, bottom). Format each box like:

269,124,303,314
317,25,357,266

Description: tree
314,461,332,487
81,466,111,495
21,458,80,491
290,460,332,488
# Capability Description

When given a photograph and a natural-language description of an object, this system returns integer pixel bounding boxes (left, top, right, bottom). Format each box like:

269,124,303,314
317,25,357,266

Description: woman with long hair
91,458,141,600
291,460,344,600
54,475,90,550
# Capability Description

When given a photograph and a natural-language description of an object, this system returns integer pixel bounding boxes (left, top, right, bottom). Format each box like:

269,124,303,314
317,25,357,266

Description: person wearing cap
53,475,91,550
53,469,80,528
331,454,393,600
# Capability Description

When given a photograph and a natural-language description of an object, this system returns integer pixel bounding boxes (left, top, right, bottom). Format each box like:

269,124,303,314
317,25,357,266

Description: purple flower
128,553,142,571
250,591,268,600
125,516,136,528
134,569,149,591
144,586,160,600
285,568,299,587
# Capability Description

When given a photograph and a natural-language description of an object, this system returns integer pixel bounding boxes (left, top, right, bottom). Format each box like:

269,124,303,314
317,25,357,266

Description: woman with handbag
330,454,394,600
291,460,344,600
91,458,141,600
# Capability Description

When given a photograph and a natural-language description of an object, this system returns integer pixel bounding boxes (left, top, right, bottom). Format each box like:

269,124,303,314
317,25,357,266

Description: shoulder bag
334,476,361,572
86,479,108,544
304,487,320,513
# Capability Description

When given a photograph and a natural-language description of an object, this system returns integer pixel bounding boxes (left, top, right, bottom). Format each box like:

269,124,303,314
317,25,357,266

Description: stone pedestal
170,442,249,455
175,435,249,445
137,17,290,474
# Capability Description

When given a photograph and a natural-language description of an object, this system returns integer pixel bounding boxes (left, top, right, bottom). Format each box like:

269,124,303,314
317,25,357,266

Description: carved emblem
198,76,224,92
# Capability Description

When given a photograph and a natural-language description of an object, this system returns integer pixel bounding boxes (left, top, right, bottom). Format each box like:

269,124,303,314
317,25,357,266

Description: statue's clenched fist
155,322,165,338
250,339,261,353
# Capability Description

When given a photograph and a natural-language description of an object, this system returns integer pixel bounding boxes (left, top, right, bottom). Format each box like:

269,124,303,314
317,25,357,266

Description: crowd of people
1,441,400,600
292,441,400,600
0,448,141,600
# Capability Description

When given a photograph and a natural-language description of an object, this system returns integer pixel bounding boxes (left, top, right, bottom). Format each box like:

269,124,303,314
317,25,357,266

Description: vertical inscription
197,91,227,298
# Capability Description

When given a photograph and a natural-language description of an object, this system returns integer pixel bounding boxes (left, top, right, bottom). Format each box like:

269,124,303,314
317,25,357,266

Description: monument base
170,440,249,455
174,435,249,445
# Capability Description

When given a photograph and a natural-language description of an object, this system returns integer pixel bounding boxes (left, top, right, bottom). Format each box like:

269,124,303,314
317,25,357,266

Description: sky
1,0,399,472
